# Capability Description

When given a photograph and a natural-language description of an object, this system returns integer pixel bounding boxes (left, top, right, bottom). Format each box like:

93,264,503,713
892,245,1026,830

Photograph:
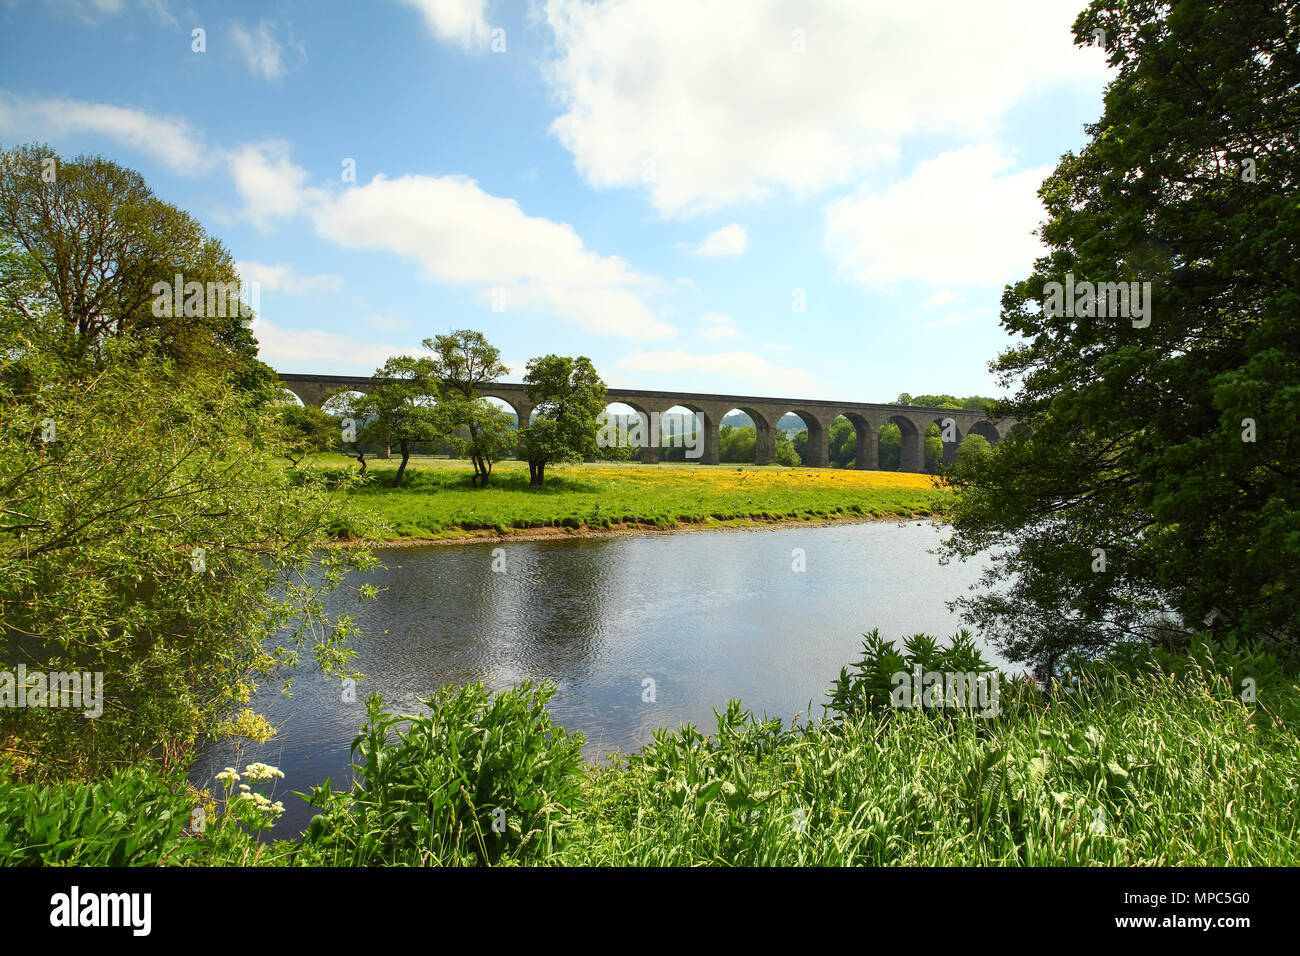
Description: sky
0,0,1113,403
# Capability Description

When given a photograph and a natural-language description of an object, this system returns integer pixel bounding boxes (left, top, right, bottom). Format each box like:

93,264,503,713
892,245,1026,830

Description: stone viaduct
278,372,1018,473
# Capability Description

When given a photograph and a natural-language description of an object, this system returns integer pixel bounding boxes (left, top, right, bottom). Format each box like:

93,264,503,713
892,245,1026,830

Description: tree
878,423,901,470
940,0,1300,669
424,330,510,487
0,309,376,782
0,144,272,391
774,432,801,466
957,432,992,465
277,403,340,467
353,357,440,488
522,355,606,486
718,423,756,462
827,418,856,467
439,397,516,486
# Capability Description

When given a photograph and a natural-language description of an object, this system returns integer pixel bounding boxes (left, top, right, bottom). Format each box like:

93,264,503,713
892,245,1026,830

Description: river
189,519,1000,835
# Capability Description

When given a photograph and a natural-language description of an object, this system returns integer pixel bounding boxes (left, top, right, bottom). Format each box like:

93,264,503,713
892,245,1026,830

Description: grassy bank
309,455,946,541
5,638,1296,866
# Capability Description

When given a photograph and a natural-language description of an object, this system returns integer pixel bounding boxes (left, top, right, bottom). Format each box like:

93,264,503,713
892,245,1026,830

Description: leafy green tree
940,0,1300,668
924,423,943,473
0,144,272,391
439,397,516,486
827,418,857,468
718,423,756,462
0,314,376,781
277,403,340,467
957,432,992,465
423,330,510,487
353,356,440,488
774,432,801,466
522,355,606,486
877,423,901,471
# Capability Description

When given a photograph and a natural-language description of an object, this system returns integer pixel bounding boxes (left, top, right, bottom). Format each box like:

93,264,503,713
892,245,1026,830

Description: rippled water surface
190,520,997,834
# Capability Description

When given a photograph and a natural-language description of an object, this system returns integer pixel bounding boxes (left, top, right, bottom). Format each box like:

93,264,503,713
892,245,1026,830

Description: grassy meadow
308,454,946,541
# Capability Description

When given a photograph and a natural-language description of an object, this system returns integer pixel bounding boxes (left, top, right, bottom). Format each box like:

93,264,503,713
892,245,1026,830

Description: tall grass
2,637,1296,866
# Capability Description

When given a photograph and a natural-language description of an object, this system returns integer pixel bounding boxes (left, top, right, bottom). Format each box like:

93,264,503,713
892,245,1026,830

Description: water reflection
190,520,995,835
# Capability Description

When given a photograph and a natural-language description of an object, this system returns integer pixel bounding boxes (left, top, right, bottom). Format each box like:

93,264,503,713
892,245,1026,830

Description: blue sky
0,0,1113,402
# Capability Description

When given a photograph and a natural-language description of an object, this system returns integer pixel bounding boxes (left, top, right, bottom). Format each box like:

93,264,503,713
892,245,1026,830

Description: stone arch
674,401,730,465
825,410,876,469
597,399,653,462
881,414,925,473
929,414,965,469
968,420,1002,444
715,406,772,464
651,403,703,463
479,392,532,429
774,408,835,467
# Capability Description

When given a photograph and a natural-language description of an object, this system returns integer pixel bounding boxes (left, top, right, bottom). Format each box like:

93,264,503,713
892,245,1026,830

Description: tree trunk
393,441,410,488
355,452,367,476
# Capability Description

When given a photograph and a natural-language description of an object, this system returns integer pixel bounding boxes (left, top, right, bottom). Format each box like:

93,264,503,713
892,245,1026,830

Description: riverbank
311,455,948,543
9,639,1297,866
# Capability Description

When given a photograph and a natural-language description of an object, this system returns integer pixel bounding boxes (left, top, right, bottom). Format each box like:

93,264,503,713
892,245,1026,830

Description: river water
189,520,1000,835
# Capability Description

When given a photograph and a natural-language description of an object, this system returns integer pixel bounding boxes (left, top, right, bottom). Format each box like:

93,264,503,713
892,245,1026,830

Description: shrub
296,682,585,865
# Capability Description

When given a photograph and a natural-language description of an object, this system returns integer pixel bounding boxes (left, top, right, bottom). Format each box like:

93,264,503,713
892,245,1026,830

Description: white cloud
698,312,740,342
690,224,748,258
235,261,344,295
0,92,209,175
44,0,175,24
543,0,1109,217
312,172,674,338
399,0,492,49
254,319,414,371
226,140,324,231
231,20,305,80
825,145,1052,287
922,290,961,309
223,142,672,338
614,349,820,396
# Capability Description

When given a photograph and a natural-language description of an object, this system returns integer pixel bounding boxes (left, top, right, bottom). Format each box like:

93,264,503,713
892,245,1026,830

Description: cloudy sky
0,0,1112,400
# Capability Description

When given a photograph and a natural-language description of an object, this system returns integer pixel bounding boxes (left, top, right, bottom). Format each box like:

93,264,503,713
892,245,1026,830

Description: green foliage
939,1,1300,666
826,629,997,719
438,397,516,487
0,319,379,781
0,766,201,865
296,683,585,865
277,403,340,466
877,422,901,470
0,144,271,389
718,423,755,462
958,432,992,464
3,638,1296,866
773,432,800,466
352,355,441,488
522,354,607,486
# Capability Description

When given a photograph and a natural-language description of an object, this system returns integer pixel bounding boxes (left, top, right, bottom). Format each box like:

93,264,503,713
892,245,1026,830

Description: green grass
306,454,946,541
6,638,1295,866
